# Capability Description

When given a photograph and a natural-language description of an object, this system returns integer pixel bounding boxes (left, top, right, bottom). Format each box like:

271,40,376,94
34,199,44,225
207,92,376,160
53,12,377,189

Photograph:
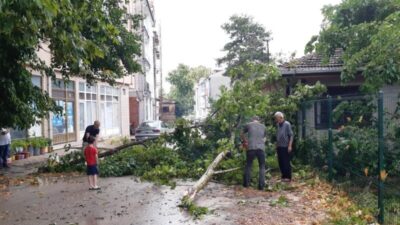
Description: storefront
99,85,121,136
51,79,76,144
78,82,122,138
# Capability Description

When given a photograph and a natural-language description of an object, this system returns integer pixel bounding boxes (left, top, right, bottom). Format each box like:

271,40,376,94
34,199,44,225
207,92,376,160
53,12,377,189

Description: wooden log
60,137,158,165
183,131,238,205
98,137,157,158
184,150,228,202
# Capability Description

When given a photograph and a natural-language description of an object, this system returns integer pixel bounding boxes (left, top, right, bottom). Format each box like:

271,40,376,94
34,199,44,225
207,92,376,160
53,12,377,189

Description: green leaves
307,0,400,92
0,0,142,128
218,15,272,81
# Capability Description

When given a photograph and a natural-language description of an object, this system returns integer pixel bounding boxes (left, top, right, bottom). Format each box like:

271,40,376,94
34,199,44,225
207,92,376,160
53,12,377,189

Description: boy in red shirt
84,136,100,190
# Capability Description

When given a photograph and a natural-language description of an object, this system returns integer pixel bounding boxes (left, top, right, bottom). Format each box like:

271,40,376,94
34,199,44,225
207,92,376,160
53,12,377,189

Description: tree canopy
0,0,142,129
305,0,400,92
217,15,272,81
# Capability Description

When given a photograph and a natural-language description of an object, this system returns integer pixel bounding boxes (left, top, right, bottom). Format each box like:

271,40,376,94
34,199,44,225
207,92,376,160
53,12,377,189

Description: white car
135,120,174,141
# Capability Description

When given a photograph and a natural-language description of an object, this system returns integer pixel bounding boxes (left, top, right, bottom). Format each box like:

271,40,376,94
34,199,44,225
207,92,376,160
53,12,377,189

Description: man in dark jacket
241,116,267,190
82,121,100,151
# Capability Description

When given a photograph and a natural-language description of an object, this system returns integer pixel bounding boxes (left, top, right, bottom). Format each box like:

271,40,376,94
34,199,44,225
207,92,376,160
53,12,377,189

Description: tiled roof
280,49,344,75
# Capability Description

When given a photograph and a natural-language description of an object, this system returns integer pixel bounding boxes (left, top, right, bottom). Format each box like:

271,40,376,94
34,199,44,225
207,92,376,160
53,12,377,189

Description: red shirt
84,145,98,166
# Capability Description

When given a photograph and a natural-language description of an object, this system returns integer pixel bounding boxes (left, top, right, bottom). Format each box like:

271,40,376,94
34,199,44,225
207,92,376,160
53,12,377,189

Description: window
79,82,98,132
139,121,159,128
314,86,362,129
162,106,169,113
100,85,120,131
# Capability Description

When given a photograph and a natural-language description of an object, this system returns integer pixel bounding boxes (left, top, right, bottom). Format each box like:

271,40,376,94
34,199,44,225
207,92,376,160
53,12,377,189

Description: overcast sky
156,0,342,92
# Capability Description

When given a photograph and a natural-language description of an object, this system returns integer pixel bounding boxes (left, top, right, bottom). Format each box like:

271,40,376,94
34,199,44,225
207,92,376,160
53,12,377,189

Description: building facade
194,70,231,121
12,0,162,145
125,0,162,127
160,100,176,123
280,49,400,137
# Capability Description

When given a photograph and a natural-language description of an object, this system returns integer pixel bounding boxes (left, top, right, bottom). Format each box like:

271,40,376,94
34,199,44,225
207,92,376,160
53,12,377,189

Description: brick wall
129,97,140,129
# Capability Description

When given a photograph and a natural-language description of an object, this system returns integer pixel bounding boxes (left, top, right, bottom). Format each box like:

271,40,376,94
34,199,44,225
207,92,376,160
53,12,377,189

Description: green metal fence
298,91,400,224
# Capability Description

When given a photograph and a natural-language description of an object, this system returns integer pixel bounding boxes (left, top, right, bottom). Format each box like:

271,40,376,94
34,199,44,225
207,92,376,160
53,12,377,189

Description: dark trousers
277,147,291,179
243,149,266,190
0,144,10,167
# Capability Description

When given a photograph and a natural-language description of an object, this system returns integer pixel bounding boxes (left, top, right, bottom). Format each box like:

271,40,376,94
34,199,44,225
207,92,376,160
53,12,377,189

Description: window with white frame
100,86,120,132
79,82,98,132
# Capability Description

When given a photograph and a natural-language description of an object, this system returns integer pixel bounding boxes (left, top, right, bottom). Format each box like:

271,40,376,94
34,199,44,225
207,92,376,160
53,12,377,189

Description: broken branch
213,167,241,175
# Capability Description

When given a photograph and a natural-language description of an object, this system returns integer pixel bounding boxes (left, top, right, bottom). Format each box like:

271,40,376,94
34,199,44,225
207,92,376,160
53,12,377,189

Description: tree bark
184,150,228,202
61,138,157,165
183,131,237,203
98,138,157,158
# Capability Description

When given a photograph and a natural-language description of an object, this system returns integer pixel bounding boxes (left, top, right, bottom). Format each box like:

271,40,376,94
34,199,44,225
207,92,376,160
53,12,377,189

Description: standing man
0,128,11,168
82,121,100,151
241,116,267,190
274,112,294,182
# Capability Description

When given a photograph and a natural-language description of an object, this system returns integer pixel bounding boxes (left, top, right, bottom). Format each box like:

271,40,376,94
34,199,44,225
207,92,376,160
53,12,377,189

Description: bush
296,136,328,168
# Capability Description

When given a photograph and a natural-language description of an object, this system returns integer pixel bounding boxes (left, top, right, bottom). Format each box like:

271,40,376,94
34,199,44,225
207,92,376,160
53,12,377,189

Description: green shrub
296,136,328,167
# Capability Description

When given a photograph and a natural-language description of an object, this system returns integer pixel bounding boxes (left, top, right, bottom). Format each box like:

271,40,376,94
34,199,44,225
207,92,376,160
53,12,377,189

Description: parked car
134,120,174,141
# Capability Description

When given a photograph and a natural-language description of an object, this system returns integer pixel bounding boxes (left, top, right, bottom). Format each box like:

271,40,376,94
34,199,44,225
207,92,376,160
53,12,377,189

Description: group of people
3,114,290,192
241,111,293,190
81,115,293,192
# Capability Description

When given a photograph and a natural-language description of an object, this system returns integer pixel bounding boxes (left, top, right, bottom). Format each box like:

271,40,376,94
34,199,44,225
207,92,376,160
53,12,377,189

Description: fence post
378,90,385,224
301,101,306,140
328,95,333,181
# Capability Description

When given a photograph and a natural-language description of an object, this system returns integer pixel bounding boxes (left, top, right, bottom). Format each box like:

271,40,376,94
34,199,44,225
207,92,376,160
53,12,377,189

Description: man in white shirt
0,128,11,168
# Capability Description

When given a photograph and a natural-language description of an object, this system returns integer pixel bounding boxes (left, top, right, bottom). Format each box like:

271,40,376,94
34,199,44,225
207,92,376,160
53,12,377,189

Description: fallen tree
183,150,229,202
63,137,158,158
182,131,239,206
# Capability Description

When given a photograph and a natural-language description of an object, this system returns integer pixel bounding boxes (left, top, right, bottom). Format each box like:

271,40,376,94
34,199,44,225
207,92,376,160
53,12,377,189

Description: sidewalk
0,140,122,177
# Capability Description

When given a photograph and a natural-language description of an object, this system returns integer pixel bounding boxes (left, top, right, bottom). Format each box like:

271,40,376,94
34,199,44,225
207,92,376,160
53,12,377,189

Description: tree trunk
98,138,156,158
62,138,156,165
183,131,237,203
184,150,228,202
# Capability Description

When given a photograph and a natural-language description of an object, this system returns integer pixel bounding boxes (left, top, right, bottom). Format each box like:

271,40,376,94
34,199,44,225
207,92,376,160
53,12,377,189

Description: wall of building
209,72,231,100
160,101,176,123
194,71,230,121
126,0,162,125
12,0,161,144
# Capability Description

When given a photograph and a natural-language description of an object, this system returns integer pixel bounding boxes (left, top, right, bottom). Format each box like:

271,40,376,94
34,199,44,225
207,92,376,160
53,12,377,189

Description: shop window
52,79,76,144
100,85,121,132
78,82,98,133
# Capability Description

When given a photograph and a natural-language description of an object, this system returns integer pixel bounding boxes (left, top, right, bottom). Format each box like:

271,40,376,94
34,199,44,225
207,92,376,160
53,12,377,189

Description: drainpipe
48,76,52,140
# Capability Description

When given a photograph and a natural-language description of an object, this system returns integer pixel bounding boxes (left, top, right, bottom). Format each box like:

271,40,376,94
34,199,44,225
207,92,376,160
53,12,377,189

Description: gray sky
156,0,342,92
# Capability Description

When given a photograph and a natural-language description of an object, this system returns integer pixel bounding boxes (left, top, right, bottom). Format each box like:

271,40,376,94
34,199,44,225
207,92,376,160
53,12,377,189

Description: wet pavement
0,172,336,225
0,175,235,225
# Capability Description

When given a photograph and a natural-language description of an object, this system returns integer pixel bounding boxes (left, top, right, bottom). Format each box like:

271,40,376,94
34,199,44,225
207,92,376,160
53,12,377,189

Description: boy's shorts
86,165,99,175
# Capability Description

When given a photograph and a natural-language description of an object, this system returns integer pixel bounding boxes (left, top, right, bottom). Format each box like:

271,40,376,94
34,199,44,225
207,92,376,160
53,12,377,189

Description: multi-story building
11,0,162,146
125,0,162,129
194,70,231,121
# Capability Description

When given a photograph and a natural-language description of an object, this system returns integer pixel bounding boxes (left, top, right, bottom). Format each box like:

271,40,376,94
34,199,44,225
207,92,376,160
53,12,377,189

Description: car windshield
139,121,159,128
